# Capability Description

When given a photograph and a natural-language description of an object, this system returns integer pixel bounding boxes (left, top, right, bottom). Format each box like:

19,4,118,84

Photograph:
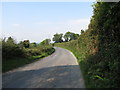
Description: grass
2,48,55,73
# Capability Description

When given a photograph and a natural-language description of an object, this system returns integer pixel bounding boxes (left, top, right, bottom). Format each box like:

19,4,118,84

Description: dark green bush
2,42,26,60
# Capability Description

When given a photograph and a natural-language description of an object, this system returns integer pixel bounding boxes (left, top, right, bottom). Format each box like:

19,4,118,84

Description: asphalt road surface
2,47,85,88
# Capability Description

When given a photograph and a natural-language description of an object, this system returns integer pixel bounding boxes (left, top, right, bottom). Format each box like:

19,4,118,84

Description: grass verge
55,42,120,88
2,48,55,73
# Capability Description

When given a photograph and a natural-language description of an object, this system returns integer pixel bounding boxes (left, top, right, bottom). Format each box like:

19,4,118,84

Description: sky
1,2,94,43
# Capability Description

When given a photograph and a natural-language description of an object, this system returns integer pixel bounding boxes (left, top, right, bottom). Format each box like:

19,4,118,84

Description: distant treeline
55,2,120,88
52,32,79,43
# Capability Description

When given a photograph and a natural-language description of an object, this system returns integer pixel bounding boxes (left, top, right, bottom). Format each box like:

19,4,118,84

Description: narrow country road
2,47,85,88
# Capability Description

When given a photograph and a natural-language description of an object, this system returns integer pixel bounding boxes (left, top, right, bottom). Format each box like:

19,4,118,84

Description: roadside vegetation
55,2,120,88
2,37,55,72
1,1,120,88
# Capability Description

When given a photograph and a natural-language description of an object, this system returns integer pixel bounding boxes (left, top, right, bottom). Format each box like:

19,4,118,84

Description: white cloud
51,18,91,33
33,18,90,37
34,18,90,30
69,18,90,24
67,18,90,29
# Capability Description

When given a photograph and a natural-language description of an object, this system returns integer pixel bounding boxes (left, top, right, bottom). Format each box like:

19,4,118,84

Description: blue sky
2,2,93,43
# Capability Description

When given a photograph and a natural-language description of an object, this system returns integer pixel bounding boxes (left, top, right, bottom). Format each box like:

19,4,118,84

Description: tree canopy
53,33,63,43
40,39,51,45
23,40,30,48
64,32,79,42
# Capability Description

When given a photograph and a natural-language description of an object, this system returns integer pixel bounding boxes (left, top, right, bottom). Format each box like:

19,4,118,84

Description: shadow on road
3,65,85,88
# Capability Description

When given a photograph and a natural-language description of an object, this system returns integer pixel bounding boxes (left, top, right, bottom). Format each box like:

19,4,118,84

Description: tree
53,33,63,43
64,32,79,42
64,32,71,42
18,41,24,48
80,30,84,34
6,37,16,45
23,40,30,48
2,37,26,59
72,33,79,40
30,42,37,48
40,39,51,45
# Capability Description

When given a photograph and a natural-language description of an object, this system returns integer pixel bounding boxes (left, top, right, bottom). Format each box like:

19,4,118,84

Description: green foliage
30,42,37,48
26,45,54,56
80,30,84,34
18,41,24,48
2,37,26,59
64,32,79,42
55,2,120,88
23,40,30,48
6,37,16,45
40,39,51,46
53,33,63,43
